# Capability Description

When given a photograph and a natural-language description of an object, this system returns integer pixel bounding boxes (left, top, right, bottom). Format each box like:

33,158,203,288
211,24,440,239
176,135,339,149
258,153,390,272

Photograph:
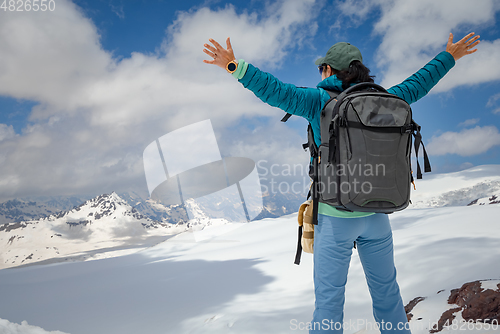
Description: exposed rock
430,307,462,333
0,222,27,232
467,191,500,206
467,199,479,206
428,280,500,333
448,280,500,323
405,296,426,321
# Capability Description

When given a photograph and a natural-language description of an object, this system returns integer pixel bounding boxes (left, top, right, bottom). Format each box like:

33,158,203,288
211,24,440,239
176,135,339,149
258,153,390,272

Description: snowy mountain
0,189,305,227
255,191,306,219
1,165,500,334
0,191,187,226
0,189,306,269
117,191,190,223
0,192,191,269
0,195,89,224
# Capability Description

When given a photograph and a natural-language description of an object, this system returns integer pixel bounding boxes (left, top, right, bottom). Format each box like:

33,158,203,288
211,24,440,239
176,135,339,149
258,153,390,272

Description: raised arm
388,32,480,104
203,38,325,122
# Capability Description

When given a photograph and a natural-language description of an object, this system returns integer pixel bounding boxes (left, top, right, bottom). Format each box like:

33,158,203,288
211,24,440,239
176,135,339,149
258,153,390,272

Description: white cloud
459,162,474,171
434,39,500,92
0,0,112,110
487,92,500,107
110,4,125,19
334,0,377,27
336,0,500,91
165,2,318,68
0,318,69,334
458,118,480,127
427,126,500,156
0,124,16,141
487,92,500,114
0,0,318,200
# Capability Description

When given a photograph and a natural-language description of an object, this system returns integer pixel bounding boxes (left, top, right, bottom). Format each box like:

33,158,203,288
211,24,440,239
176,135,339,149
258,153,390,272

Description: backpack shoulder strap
281,89,340,123
324,89,340,100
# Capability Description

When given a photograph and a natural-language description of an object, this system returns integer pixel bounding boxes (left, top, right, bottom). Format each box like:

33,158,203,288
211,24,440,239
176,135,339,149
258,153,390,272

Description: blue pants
310,213,411,333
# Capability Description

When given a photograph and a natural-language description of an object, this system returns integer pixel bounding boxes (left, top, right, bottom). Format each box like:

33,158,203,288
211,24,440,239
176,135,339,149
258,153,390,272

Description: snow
0,193,194,269
1,166,500,334
409,165,500,208
481,280,500,292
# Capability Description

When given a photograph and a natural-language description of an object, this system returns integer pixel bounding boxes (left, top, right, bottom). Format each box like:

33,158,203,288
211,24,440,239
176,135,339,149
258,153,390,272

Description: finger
447,32,453,48
466,36,480,47
203,48,216,59
226,37,232,50
204,43,217,53
467,40,480,49
203,59,216,64
466,48,478,55
209,38,224,51
458,32,475,44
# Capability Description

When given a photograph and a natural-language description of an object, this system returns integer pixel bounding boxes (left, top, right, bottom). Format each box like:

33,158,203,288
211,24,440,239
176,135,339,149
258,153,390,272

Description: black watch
226,60,238,74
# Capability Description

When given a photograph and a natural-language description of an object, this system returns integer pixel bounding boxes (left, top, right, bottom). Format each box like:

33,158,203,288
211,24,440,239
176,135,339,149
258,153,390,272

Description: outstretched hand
203,37,236,69
446,32,480,61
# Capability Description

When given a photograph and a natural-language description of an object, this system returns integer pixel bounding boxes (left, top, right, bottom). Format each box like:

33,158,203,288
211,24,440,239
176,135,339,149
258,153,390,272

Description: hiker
203,32,480,333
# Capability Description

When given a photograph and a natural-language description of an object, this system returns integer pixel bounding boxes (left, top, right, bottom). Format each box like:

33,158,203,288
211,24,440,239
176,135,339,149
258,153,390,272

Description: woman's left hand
203,37,236,69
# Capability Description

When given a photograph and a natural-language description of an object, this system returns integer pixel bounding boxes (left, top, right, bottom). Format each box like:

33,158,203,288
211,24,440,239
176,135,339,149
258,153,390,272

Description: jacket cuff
440,51,456,70
232,59,249,80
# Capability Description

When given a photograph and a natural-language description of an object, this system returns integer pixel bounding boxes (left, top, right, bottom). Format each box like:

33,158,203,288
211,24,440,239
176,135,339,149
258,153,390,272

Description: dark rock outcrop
405,296,426,321
415,280,500,333
448,280,500,323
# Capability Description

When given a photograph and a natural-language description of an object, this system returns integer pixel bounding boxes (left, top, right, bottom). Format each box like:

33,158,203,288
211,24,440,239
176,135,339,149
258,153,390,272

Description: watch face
228,62,237,72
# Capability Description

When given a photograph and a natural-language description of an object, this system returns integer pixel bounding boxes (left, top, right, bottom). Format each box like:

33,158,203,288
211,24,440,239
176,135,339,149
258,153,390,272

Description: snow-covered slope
409,165,500,208
0,165,499,334
0,204,499,333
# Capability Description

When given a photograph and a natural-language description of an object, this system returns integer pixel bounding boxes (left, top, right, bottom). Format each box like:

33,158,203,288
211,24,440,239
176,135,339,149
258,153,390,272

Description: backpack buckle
338,117,347,127
401,124,413,134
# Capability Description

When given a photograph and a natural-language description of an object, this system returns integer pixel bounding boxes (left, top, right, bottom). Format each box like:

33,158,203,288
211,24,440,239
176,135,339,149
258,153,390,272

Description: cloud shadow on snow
0,253,274,334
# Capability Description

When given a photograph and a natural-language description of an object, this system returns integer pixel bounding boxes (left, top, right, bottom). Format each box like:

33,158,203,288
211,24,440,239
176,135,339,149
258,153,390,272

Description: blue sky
1,0,500,201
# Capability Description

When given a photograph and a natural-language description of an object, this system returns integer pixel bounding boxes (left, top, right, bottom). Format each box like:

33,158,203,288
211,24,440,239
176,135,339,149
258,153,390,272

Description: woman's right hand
203,37,236,69
446,32,480,61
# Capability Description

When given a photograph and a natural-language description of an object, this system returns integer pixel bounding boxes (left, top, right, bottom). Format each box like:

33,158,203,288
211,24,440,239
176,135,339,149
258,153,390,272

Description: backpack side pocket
299,199,314,254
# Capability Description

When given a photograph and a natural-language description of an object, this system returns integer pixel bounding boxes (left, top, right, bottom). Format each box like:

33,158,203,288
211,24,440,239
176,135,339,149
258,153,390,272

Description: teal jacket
237,51,456,217
239,51,455,149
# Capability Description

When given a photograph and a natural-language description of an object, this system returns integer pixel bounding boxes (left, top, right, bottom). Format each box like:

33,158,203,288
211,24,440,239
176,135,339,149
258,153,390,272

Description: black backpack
282,83,431,264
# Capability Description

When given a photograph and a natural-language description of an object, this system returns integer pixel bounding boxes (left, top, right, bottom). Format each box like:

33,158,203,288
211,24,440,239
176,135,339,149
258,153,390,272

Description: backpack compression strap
412,121,431,179
281,113,292,122
294,226,303,265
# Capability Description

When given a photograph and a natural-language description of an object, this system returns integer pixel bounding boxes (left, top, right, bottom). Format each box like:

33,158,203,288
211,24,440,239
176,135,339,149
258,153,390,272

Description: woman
203,33,480,333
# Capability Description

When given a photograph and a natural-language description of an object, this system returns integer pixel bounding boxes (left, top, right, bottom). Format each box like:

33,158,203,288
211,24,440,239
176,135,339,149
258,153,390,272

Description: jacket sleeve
238,63,325,123
387,51,455,105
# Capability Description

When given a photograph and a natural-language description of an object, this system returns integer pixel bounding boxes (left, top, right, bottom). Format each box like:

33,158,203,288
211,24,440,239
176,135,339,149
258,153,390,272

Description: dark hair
331,61,375,90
